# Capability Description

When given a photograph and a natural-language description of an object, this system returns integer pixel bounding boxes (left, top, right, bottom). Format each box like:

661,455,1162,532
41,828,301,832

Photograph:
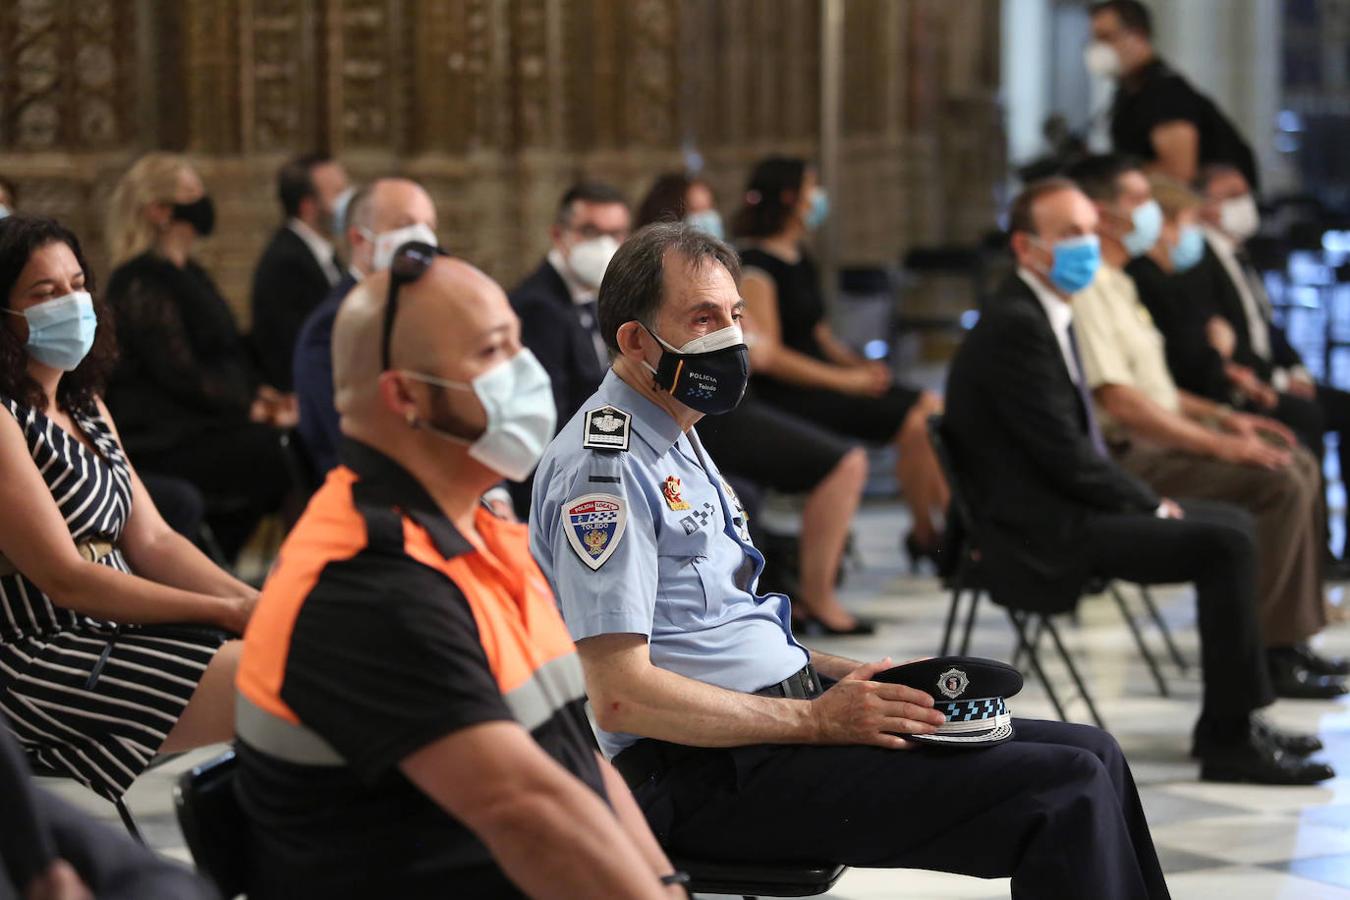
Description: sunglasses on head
382,240,449,371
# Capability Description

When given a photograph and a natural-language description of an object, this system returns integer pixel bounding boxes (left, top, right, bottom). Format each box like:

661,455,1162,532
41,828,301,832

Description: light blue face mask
4,291,98,371
1035,235,1101,294
805,188,830,230
685,209,725,241
1170,224,1205,273
1122,199,1163,258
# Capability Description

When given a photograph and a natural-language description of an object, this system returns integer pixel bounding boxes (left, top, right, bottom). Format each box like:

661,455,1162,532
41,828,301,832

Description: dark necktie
575,300,608,370
1066,324,1109,458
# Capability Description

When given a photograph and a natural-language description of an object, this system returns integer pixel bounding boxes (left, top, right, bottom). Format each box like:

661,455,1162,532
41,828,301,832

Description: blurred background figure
249,152,349,399
104,153,291,563
733,156,949,567
293,176,438,477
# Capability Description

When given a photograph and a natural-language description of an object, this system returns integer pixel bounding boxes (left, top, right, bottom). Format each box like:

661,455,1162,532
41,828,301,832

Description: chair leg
1109,584,1169,697
940,586,963,656
1008,611,1069,722
958,589,980,656
1138,586,1189,673
1011,614,1045,669
115,798,145,844
1042,616,1107,730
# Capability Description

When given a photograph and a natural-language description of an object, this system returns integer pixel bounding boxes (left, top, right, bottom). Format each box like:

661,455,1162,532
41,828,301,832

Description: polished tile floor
42,502,1350,899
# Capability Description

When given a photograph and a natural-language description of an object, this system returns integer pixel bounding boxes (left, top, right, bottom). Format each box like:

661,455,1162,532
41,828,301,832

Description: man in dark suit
1188,164,1350,571
293,177,438,476
509,181,630,514
944,177,1329,783
250,152,350,393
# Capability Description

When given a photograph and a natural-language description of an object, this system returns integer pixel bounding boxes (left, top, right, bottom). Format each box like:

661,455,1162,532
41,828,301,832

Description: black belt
611,666,821,790
753,664,823,699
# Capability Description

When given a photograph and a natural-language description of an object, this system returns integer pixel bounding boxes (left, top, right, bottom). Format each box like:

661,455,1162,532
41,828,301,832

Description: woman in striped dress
0,215,256,801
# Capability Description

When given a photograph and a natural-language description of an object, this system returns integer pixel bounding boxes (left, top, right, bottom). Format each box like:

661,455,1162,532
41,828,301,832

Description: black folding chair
928,415,1191,730
174,749,246,899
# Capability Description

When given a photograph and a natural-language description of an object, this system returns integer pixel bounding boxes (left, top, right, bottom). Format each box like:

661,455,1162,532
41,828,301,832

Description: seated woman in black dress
734,156,949,563
635,172,872,634
104,153,291,561
0,215,255,804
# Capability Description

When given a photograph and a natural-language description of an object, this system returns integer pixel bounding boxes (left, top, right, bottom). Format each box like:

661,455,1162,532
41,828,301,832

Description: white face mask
365,222,439,273
1084,41,1122,79
331,186,356,235
402,348,557,482
566,235,620,290
1219,194,1260,242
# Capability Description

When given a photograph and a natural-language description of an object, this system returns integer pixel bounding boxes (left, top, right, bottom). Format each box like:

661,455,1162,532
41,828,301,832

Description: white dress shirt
288,218,340,287
547,248,609,369
1018,267,1082,385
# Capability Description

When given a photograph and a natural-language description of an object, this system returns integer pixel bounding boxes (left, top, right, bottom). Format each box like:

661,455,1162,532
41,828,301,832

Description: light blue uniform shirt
531,370,809,757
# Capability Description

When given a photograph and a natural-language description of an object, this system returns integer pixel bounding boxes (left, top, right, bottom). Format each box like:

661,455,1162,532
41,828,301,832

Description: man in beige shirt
1066,154,1345,699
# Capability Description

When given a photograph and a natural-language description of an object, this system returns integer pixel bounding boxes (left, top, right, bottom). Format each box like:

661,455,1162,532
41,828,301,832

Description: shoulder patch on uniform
582,405,631,452
563,493,628,570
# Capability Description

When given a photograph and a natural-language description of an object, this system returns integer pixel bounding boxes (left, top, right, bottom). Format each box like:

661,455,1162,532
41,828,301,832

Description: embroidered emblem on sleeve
563,493,627,570
583,406,632,451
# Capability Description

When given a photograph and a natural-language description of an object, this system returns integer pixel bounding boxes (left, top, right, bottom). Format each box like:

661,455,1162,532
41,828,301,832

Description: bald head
346,177,438,275
333,255,519,430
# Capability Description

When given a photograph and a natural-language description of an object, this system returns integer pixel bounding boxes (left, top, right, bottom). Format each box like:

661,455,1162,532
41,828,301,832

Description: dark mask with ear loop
171,196,216,237
639,322,750,415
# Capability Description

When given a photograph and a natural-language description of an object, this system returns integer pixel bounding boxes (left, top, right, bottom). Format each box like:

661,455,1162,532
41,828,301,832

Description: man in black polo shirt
1088,0,1259,191
235,251,684,899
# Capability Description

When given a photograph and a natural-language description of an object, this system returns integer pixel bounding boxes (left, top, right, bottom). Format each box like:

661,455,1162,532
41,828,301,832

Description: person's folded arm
401,722,673,900
99,400,256,601
979,312,1157,512
0,411,249,633
741,271,871,393
1095,383,1223,456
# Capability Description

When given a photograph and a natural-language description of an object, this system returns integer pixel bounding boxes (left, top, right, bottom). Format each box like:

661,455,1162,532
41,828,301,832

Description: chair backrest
925,414,979,545
174,749,247,899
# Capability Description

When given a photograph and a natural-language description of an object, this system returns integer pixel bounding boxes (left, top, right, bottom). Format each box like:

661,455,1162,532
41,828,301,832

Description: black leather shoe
1267,650,1349,699
1252,716,1324,756
1198,729,1335,785
1192,717,1324,759
1293,643,1350,677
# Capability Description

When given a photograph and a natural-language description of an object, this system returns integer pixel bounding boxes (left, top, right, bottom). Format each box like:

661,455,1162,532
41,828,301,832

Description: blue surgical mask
4,291,98,371
1122,199,1163,257
1037,235,1101,294
805,188,829,231
1170,224,1205,273
685,209,725,241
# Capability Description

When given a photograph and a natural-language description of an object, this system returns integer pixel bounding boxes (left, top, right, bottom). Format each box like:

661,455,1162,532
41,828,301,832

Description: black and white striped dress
0,395,222,800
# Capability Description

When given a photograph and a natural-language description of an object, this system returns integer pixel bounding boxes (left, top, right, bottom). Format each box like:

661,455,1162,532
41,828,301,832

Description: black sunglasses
381,240,449,371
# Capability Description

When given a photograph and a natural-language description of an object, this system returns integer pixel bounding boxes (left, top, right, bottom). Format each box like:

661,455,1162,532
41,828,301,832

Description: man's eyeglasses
382,240,449,371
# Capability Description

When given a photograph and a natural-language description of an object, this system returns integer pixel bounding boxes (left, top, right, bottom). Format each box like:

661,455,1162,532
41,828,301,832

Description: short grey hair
597,222,742,354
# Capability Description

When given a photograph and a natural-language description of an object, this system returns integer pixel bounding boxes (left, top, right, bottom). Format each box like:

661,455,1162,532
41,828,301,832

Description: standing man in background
1087,0,1259,191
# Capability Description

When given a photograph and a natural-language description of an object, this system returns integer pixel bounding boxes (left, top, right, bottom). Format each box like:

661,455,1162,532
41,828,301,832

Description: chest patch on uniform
662,476,691,511
563,493,627,570
679,501,718,535
582,406,631,451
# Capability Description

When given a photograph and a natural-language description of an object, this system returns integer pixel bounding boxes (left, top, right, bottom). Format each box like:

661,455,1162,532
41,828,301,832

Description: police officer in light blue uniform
530,222,1169,900
532,363,809,757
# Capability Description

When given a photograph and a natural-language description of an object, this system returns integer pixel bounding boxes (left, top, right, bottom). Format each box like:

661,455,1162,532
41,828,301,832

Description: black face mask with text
642,322,749,415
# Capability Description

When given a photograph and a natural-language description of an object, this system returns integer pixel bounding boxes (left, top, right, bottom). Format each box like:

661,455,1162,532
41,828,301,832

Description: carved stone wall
0,0,1002,326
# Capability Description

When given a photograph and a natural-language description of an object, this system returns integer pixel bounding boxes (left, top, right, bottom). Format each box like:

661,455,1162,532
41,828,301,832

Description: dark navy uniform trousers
628,719,1169,899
